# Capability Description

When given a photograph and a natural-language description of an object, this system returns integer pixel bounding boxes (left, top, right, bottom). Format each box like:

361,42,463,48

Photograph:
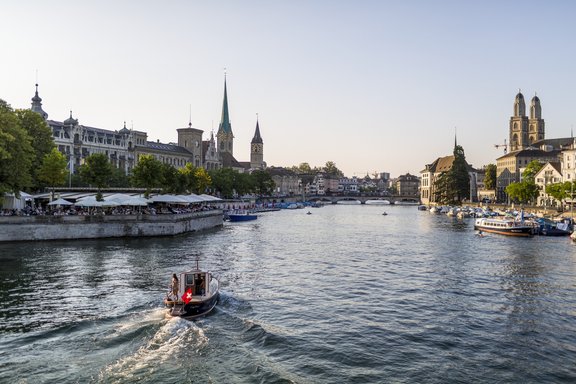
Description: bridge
269,194,421,205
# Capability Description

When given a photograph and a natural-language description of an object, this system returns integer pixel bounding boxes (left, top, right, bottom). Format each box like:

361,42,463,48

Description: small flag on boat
182,288,193,304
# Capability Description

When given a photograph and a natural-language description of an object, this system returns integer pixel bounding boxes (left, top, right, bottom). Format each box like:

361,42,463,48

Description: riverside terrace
0,193,225,242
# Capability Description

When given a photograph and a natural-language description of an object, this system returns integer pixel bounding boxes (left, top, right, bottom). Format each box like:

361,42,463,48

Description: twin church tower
509,91,545,152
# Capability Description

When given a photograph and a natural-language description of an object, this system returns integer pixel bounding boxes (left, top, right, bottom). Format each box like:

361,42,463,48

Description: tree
131,155,164,197
522,160,544,182
0,99,34,195
251,170,276,196
108,167,131,188
451,145,470,202
37,148,68,198
546,181,576,209
323,161,343,177
483,164,497,190
209,168,236,199
193,167,211,194
505,181,539,204
16,109,55,190
291,162,312,174
432,145,470,205
79,153,113,199
160,163,180,194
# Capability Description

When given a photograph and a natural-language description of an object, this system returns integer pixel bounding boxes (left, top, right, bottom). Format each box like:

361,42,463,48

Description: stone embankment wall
0,211,223,242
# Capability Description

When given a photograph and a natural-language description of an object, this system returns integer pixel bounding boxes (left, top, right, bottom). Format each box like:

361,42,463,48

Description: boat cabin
182,271,208,297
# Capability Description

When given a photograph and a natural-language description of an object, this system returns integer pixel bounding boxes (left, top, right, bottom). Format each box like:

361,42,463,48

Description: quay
0,210,223,242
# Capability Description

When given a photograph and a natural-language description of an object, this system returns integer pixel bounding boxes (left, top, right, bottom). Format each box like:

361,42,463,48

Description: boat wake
96,309,208,382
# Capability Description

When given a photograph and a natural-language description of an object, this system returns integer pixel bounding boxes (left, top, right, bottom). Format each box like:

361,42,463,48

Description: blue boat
225,211,258,222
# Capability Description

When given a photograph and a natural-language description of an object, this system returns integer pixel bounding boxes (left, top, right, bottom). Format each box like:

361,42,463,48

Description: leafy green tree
251,170,276,196
37,148,68,198
178,163,198,194
505,181,539,204
522,160,543,182
79,153,113,199
109,167,131,188
160,163,180,194
16,109,55,189
546,181,576,208
131,155,164,198
0,99,34,195
291,162,312,174
451,145,470,202
483,164,497,190
432,145,470,205
235,172,253,197
193,167,211,195
209,168,236,198
323,161,344,177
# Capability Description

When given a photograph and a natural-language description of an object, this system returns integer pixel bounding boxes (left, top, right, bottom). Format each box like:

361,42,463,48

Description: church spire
252,115,263,144
216,73,234,155
218,76,233,135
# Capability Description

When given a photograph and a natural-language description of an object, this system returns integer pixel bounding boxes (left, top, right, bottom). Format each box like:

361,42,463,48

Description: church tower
216,77,234,156
30,83,48,119
528,94,545,145
509,91,529,151
250,117,264,169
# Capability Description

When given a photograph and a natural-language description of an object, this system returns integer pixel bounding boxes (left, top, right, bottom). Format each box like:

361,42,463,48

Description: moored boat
474,217,535,237
164,262,220,319
535,218,572,236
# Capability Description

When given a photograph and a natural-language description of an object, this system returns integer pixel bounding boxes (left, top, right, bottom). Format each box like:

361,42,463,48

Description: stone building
420,149,477,205
496,91,575,202
395,173,420,197
30,77,265,176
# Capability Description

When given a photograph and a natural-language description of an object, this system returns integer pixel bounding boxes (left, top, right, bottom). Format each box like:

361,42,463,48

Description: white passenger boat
474,217,535,237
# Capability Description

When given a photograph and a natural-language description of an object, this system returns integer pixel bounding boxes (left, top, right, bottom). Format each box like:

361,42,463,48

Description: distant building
395,173,420,197
534,162,563,207
420,145,477,205
267,167,300,196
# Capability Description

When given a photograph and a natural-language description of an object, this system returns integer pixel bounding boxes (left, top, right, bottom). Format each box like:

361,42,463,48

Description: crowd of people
0,203,218,217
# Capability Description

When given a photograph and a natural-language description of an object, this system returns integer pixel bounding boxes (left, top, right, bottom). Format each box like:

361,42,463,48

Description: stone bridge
305,195,421,205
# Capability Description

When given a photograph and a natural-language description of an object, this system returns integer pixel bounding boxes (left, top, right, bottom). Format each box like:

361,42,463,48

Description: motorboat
164,262,220,319
474,217,535,237
535,218,572,236
225,211,258,222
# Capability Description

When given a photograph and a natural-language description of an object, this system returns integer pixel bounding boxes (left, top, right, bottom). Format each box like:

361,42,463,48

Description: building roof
145,140,192,155
497,147,561,160
220,151,243,169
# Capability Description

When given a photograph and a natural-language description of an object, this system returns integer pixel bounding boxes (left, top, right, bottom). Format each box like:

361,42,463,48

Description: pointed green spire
218,78,233,135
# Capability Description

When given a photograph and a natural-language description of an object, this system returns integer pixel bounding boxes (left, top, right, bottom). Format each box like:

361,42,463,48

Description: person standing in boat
171,274,179,301
196,274,205,295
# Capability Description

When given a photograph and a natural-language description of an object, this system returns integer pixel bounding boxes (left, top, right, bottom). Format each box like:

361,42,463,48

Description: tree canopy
79,153,114,198
0,99,34,194
483,164,497,190
433,145,470,205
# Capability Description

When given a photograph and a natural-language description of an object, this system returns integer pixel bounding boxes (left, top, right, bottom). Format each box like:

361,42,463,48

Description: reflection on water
0,205,575,383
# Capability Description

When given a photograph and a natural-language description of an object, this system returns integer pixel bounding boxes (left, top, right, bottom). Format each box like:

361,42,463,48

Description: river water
0,205,575,383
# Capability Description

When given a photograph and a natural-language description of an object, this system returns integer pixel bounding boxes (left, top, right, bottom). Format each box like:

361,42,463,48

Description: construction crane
494,139,507,154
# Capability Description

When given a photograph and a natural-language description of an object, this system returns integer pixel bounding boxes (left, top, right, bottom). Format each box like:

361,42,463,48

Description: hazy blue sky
3,1,576,177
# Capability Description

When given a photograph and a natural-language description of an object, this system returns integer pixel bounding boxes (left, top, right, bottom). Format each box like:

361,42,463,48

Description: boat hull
227,214,257,222
474,219,534,237
165,292,219,319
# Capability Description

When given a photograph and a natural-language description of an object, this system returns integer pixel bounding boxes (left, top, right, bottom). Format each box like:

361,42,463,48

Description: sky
2,1,576,178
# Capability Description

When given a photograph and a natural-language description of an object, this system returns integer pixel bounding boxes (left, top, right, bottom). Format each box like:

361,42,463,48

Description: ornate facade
30,78,265,175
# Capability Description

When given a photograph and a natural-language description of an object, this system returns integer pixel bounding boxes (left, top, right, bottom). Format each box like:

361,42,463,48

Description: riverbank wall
0,210,223,242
